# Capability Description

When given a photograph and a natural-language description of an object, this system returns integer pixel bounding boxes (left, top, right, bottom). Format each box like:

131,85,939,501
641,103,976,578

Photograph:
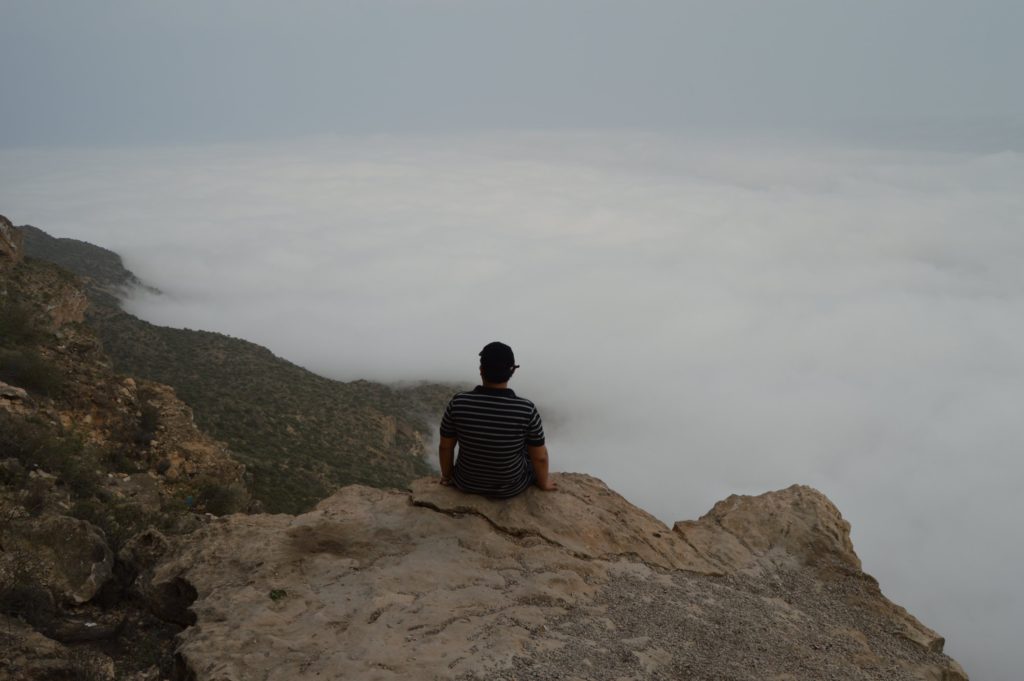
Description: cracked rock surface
153,474,967,680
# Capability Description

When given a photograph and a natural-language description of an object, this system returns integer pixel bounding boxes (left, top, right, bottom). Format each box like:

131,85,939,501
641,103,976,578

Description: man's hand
536,478,558,491
438,435,457,485
527,444,556,491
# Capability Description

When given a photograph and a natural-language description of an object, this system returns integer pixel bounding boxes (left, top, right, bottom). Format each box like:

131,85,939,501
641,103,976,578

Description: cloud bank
2,132,1022,678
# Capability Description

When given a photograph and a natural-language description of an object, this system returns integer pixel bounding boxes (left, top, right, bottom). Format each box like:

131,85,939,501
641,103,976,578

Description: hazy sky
1,0,1023,147
3,2,1024,679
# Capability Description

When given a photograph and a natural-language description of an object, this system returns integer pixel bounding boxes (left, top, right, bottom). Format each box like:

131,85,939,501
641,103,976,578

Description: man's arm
438,436,457,484
527,444,557,491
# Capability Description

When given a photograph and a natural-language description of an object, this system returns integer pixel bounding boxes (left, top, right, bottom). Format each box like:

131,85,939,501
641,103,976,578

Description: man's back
437,341,555,496
439,386,545,498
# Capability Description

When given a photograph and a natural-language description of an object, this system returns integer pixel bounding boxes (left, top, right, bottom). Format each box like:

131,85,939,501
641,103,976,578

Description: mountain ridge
17,221,456,513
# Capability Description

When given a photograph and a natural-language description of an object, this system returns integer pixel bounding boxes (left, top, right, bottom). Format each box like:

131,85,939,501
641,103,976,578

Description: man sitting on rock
438,342,557,496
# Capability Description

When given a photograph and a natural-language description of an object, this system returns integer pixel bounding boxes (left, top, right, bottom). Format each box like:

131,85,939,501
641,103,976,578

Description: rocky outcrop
0,214,24,267
672,484,861,574
0,614,115,680
0,238,253,679
0,235,87,333
142,382,247,489
44,284,89,331
0,380,29,401
0,515,114,605
149,474,967,681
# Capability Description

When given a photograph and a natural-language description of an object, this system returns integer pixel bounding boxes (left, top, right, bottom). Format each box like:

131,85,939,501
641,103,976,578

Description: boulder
120,528,199,626
0,515,114,606
672,483,862,573
0,381,30,401
0,614,115,681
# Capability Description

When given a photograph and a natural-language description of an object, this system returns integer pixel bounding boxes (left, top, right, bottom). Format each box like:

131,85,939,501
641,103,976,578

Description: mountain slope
2,214,249,679
19,222,454,513
19,224,150,309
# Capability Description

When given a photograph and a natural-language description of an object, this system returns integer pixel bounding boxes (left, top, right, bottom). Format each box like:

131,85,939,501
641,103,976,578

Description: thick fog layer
2,133,1022,678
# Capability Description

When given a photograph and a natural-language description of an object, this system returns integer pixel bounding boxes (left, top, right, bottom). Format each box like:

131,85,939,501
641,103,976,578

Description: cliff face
147,475,967,681
0,214,24,267
1,237,249,680
0,246,246,497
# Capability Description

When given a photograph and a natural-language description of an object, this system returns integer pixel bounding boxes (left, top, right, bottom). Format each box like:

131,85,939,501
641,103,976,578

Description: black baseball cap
479,341,520,370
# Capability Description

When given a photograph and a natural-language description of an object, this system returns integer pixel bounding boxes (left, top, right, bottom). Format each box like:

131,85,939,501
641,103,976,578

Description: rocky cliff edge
148,474,966,681
0,215,24,267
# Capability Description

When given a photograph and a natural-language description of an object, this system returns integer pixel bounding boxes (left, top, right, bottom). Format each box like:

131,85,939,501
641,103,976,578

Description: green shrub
0,547,56,630
67,651,112,681
194,479,249,516
0,582,56,629
69,498,154,553
0,302,43,347
58,449,103,499
23,476,50,516
0,458,27,486
0,412,59,464
0,348,64,396
140,403,160,432
132,403,161,446
0,412,100,499
102,444,141,474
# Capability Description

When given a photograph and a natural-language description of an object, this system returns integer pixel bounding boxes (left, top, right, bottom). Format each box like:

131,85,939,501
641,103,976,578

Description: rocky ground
147,475,966,681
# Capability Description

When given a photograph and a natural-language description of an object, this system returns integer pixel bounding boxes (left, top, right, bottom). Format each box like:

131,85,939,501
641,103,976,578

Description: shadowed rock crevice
146,577,199,628
410,474,721,573
411,494,587,557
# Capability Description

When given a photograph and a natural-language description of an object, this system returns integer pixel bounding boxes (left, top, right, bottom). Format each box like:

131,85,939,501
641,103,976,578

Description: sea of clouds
2,131,1021,678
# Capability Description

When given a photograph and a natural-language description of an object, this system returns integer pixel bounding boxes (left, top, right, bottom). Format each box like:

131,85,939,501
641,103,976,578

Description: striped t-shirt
439,386,546,498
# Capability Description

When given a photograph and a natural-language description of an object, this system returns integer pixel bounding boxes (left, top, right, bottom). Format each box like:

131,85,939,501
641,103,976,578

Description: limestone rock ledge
151,474,967,681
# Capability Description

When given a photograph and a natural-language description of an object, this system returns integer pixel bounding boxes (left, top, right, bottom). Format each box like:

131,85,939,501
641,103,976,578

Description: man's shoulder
512,394,537,408
450,389,537,408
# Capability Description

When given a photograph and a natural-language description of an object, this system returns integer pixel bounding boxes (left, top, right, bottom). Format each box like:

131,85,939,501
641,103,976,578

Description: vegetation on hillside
0,283,64,397
20,225,457,513
19,225,150,309
0,410,202,552
0,261,228,543
96,311,442,512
